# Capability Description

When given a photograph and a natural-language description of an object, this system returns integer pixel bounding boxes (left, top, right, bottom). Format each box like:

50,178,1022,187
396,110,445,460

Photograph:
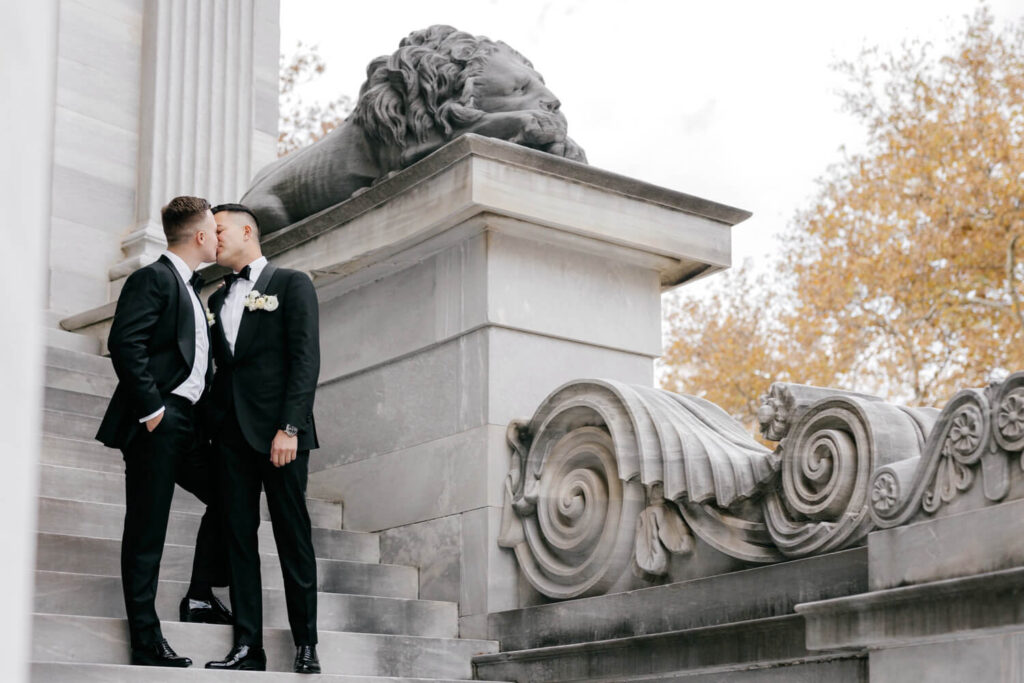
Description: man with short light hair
97,196,231,668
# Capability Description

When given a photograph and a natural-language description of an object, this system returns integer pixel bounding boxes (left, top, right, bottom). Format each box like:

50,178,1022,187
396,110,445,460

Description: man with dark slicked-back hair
204,203,321,674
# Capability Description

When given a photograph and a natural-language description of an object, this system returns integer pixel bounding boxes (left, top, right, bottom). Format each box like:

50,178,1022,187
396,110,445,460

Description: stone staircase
472,550,871,682
31,345,504,682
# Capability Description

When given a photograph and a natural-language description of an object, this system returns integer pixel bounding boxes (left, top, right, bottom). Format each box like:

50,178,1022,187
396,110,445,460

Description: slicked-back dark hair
212,202,261,240
161,196,211,246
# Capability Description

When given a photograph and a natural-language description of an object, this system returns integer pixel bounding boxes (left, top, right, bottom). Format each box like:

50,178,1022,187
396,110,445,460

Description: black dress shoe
205,644,267,671
130,638,192,667
294,645,321,674
179,595,233,624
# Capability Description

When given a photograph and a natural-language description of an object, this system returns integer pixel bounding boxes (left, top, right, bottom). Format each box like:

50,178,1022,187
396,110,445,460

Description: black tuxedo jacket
208,263,320,454
96,255,213,449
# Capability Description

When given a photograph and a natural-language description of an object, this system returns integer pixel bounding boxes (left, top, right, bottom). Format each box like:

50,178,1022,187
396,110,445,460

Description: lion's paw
508,110,567,147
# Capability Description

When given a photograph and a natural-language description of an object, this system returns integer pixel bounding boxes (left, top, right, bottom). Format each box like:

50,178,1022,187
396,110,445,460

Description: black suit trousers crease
217,412,318,647
120,396,227,649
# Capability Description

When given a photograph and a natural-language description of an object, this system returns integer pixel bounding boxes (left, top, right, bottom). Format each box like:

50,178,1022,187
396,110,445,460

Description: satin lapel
202,288,215,383
159,256,195,369
211,288,233,363
232,263,278,361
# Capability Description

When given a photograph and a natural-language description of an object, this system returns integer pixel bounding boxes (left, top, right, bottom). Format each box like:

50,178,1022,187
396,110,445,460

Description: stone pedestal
260,135,749,634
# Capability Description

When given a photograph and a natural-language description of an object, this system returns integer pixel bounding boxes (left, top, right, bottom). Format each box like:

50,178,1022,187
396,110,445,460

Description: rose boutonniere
244,290,279,312
206,309,216,327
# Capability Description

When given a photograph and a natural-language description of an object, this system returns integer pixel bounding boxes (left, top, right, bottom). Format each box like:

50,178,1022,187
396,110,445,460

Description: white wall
0,2,58,680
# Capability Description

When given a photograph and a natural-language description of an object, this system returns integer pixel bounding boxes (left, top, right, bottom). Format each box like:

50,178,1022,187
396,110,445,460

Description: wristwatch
282,424,299,437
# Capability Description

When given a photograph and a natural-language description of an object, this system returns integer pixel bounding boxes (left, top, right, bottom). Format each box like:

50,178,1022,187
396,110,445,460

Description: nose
540,96,561,112
536,82,560,112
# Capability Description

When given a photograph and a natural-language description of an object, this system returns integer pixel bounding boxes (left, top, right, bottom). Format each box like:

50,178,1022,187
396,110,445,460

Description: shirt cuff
139,406,165,423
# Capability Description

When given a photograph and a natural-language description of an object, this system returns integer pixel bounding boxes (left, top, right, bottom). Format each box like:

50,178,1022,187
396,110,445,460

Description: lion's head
351,25,583,160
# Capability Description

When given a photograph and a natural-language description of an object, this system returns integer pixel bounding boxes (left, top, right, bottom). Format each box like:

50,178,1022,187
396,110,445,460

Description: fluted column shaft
110,0,277,283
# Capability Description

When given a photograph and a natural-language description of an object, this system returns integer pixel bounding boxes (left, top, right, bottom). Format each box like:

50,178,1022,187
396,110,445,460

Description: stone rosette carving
869,374,1024,528
501,374,1024,600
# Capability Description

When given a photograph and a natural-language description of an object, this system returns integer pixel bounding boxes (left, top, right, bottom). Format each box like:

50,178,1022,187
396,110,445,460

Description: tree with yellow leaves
662,7,1024,428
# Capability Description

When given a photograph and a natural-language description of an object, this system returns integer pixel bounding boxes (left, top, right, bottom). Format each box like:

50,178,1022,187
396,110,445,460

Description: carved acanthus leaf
633,501,694,579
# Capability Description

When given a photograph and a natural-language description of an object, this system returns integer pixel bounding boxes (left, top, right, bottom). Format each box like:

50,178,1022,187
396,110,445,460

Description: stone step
43,408,103,441
38,463,343,530
43,365,117,398
45,328,102,356
32,614,498,679
44,344,113,377
36,497,375,563
44,386,108,417
38,461,207,510
31,662,510,683
35,571,457,639
35,533,417,599
485,548,867,651
472,614,837,682
40,412,347,535
40,434,137,473
486,655,867,682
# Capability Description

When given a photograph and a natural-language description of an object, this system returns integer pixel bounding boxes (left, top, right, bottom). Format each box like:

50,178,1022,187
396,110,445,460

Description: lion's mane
351,25,534,149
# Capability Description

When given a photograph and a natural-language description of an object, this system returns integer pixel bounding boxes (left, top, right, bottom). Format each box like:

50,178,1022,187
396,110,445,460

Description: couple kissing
96,196,321,673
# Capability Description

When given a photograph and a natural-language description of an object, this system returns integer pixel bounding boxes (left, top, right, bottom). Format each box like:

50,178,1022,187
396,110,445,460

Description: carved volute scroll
498,380,782,600
497,383,647,600
762,393,935,556
501,374,1024,601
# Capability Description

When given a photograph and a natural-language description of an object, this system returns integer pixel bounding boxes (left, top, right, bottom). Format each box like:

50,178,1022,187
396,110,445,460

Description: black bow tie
188,271,203,295
224,265,252,293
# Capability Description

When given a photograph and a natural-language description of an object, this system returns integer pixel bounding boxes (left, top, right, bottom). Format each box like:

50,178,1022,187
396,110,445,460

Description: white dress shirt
220,256,268,354
139,250,210,423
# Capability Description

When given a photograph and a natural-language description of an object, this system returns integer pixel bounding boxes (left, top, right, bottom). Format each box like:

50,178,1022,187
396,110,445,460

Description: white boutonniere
206,309,216,327
244,290,279,312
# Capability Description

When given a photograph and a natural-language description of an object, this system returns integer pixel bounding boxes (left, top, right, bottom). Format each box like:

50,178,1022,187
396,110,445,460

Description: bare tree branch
1007,234,1024,333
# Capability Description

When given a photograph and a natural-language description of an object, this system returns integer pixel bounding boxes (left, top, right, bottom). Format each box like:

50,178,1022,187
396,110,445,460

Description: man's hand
145,412,164,432
270,430,298,468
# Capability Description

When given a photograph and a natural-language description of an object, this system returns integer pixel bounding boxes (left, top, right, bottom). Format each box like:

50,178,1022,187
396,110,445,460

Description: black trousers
216,412,318,647
120,395,227,649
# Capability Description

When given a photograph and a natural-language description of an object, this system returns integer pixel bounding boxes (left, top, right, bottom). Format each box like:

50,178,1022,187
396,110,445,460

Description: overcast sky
280,0,1024,286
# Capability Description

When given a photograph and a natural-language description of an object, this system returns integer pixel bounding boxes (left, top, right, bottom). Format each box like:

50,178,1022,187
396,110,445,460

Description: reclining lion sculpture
242,25,588,235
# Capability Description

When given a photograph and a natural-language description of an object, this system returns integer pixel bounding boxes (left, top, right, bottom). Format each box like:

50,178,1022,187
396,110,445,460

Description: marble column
109,0,278,289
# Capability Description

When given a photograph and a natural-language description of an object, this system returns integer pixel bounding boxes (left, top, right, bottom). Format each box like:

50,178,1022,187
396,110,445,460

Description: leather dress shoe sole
130,652,192,668
205,645,267,671
179,597,233,625
205,659,266,671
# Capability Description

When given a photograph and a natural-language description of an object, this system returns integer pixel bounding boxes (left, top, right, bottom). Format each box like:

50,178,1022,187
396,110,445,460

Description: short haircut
161,196,211,246
212,202,261,240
